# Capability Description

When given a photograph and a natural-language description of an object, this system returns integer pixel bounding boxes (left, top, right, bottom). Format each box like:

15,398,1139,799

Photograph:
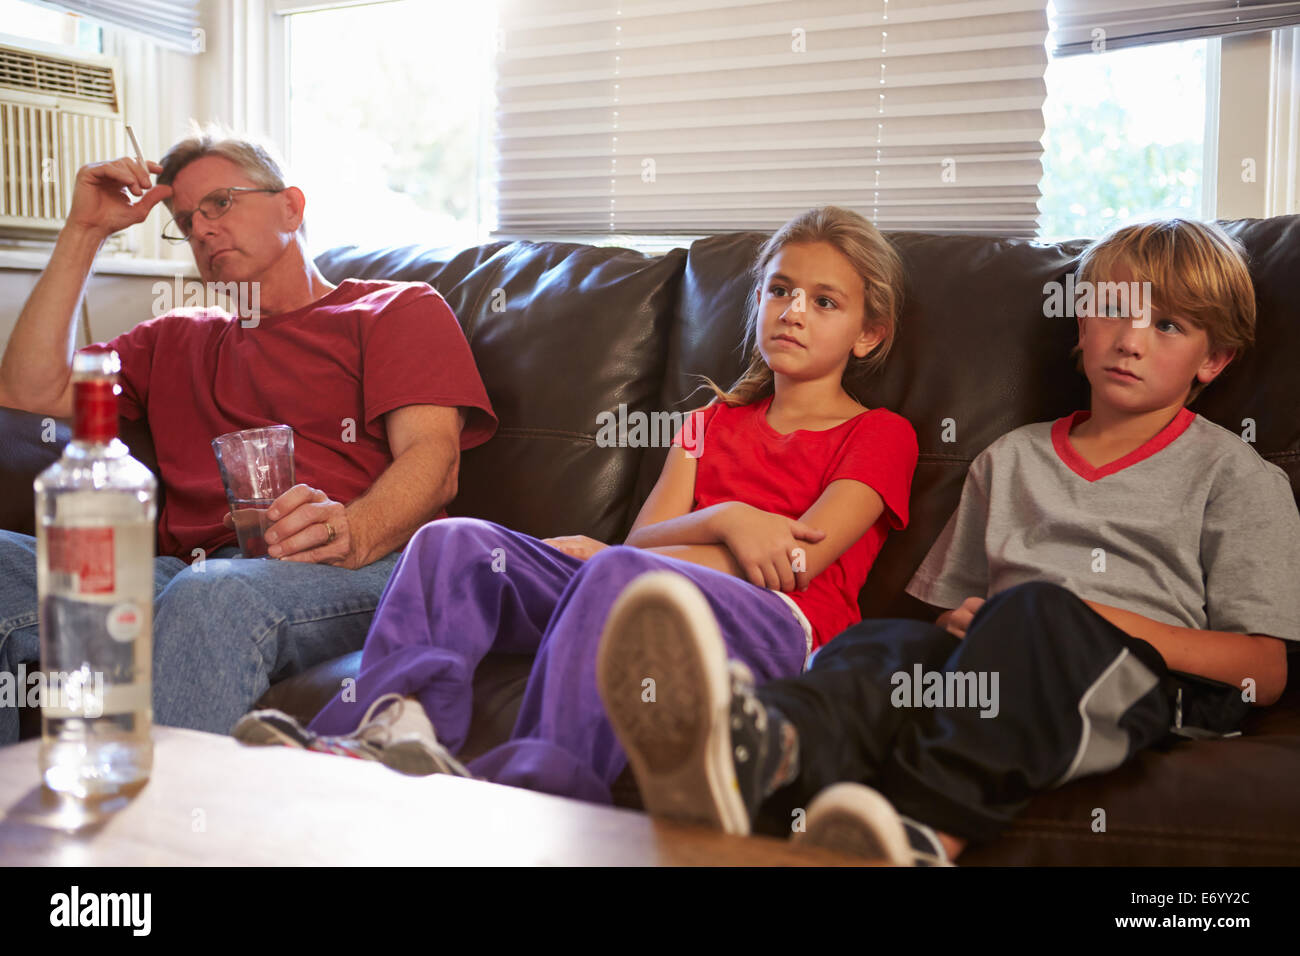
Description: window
1038,39,1210,240
0,0,101,52
273,3,1286,249
285,0,496,252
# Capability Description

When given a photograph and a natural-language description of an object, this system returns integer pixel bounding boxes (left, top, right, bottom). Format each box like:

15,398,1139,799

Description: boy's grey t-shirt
906,409,1300,643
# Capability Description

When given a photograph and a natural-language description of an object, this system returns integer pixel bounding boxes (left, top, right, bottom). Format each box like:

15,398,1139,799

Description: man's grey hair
157,121,305,237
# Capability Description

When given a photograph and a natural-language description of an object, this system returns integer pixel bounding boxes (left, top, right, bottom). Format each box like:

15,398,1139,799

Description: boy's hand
711,501,826,593
542,535,609,561
938,597,985,638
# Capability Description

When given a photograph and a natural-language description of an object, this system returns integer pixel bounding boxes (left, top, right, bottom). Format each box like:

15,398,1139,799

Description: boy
596,219,1300,865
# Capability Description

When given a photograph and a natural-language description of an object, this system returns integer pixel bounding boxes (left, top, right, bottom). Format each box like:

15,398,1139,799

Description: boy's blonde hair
1075,218,1255,404
700,206,905,407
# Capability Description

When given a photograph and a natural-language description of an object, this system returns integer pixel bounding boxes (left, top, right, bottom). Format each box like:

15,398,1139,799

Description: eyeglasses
162,186,283,243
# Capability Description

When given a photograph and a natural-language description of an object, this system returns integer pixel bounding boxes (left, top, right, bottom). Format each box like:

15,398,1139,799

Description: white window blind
1050,0,1300,55
26,0,202,54
495,0,1051,237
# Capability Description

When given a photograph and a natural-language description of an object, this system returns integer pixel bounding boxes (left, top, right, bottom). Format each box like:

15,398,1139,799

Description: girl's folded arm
793,478,888,584
642,544,746,577
624,445,735,548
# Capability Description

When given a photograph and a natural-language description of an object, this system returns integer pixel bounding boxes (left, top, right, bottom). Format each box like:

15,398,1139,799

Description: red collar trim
1051,407,1196,482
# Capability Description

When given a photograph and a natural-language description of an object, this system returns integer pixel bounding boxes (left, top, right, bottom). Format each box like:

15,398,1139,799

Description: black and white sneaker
232,693,473,779
596,571,773,835
799,782,954,866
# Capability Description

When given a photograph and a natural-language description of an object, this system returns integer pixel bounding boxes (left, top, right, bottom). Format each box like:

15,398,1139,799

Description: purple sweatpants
308,518,809,803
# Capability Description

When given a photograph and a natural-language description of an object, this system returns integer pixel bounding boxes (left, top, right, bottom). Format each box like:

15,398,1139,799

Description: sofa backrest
8,218,1291,619
315,240,685,543
319,214,1300,619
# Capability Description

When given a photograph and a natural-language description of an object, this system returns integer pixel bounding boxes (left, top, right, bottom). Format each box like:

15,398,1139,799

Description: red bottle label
48,527,116,594
73,380,119,443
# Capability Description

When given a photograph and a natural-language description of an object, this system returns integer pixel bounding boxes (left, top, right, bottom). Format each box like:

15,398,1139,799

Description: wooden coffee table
0,727,875,866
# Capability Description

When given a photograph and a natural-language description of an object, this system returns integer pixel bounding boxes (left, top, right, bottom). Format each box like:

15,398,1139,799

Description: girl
235,206,919,806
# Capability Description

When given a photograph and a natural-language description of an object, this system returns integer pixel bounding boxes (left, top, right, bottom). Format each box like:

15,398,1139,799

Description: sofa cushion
962,680,1300,865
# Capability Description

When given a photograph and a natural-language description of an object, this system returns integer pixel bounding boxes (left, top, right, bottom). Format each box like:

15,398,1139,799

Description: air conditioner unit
0,36,124,240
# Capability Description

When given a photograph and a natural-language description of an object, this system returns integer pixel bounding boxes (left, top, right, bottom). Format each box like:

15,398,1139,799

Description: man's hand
223,483,357,568
711,501,826,592
937,596,986,638
66,157,172,240
542,535,609,561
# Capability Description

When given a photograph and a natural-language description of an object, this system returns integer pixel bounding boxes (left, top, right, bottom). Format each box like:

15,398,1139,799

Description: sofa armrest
0,407,163,537
0,406,68,536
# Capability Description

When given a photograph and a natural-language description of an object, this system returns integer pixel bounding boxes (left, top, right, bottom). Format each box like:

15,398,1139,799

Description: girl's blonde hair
1075,218,1255,403
697,206,905,407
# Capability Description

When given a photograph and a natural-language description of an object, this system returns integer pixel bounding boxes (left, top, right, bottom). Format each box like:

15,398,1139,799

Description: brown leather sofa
4,216,1298,865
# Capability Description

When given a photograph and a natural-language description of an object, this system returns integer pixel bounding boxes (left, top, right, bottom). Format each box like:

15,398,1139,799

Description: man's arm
345,404,465,565
0,157,169,415
1083,600,1288,707
0,227,100,416
267,403,464,568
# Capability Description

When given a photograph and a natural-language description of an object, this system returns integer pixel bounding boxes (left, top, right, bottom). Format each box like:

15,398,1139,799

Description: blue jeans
0,529,400,745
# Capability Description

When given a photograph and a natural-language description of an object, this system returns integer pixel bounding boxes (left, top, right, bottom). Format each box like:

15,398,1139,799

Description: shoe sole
596,570,748,835
380,738,472,778
231,711,310,748
799,783,914,864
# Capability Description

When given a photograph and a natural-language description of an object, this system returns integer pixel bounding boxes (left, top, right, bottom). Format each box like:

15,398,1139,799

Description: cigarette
125,125,146,167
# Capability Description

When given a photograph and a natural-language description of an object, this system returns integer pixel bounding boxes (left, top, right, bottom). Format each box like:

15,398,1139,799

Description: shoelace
343,694,476,778
728,663,767,764
351,692,411,745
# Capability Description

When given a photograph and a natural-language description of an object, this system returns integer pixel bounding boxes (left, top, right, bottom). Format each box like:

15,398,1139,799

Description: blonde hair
697,206,905,407
157,121,303,237
1075,218,1255,403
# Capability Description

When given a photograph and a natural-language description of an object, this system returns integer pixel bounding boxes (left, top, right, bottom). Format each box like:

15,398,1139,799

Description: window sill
0,250,197,277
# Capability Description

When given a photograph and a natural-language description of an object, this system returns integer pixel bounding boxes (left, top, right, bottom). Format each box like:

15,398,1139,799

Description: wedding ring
325,522,336,543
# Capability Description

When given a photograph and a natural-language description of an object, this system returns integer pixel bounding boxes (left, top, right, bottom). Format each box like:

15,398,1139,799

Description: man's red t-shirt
674,395,918,648
86,279,497,559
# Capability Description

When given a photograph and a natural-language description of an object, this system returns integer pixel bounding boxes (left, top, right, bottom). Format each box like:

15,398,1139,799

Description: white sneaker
596,570,756,835
233,693,471,779
799,782,953,866
350,693,473,778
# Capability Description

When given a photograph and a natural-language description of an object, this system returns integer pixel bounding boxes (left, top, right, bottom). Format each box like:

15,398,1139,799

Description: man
0,126,497,744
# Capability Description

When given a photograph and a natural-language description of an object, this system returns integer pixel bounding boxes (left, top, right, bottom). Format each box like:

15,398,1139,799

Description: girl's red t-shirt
674,396,918,648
